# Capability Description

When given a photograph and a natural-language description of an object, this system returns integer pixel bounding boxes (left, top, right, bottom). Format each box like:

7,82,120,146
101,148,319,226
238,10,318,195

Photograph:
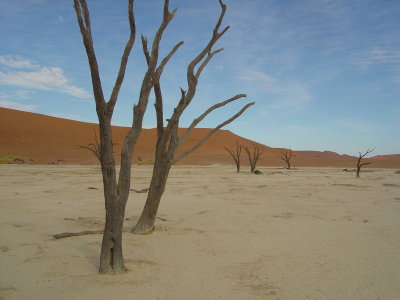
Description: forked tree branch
224,140,242,165
118,0,179,191
195,48,224,79
141,36,183,143
359,147,375,159
178,94,247,146
168,0,229,124
173,102,255,163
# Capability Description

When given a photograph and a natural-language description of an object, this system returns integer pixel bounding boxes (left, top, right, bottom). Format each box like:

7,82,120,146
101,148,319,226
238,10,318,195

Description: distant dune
1,107,399,168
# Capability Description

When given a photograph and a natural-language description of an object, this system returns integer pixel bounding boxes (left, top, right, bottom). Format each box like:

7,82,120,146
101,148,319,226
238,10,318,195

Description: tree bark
97,120,129,274
133,157,172,234
99,200,126,274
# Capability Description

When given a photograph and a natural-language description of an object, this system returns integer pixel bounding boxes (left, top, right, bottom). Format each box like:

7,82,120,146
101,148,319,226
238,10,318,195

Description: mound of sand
1,107,399,168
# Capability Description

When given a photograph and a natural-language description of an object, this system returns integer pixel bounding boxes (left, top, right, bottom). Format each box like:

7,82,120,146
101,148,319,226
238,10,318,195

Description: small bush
137,158,155,165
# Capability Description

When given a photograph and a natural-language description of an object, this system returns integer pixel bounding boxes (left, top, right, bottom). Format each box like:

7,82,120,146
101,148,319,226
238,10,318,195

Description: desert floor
1,165,400,300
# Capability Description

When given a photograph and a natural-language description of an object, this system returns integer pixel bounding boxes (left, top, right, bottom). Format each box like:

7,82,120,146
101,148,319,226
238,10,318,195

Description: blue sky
1,0,399,155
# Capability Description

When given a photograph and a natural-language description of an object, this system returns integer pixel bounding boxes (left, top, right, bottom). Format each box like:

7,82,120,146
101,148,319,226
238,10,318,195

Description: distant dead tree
280,148,295,169
356,147,374,177
244,144,265,173
224,141,242,172
72,0,253,273
75,129,118,162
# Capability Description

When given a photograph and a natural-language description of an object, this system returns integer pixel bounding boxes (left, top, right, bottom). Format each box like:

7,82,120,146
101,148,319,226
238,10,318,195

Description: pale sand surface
1,165,400,299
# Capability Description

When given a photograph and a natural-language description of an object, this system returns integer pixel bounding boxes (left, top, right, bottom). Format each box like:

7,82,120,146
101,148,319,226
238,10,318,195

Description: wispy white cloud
239,70,280,92
238,69,312,110
0,90,34,100
336,118,382,134
269,85,312,110
0,100,38,111
352,47,400,70
0,56,91,99
49,112,86,121
0,55,39,69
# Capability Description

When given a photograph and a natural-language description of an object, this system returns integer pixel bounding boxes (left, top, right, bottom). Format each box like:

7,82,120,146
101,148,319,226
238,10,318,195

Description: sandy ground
0,165,400,300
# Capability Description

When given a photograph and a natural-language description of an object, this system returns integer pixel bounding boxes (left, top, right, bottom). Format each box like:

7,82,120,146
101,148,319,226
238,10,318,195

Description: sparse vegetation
0,155,36,164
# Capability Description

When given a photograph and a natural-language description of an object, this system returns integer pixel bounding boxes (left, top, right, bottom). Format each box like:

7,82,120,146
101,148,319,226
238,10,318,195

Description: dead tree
73,0,254,272
75,129,118,162
244,144,265,173
356,147,374,177
73,0,183,274
280,148,295,169
224,141,242,172
132,1,254,234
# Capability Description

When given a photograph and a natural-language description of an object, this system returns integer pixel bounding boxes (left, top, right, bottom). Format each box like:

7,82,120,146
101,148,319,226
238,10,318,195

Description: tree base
131,224,154,234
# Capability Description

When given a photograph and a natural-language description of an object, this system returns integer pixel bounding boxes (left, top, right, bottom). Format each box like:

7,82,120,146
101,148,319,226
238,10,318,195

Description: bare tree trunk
133,160,171,233
97,120,127,273
356,156,362,178
99,199,126,273
250,162,256,173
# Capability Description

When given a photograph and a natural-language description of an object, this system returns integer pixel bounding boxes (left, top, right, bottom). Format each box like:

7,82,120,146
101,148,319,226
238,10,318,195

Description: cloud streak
0,55,39,69
0,55,91,99
354,48,400,69
0,100,38,112
238,70,312,110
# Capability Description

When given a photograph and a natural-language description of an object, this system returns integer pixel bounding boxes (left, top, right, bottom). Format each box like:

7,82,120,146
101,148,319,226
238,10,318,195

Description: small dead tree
280,148,295,169
224,141,242,172
75,129,118,162
133,0,254,234
244,144,265,173
356,147,374,177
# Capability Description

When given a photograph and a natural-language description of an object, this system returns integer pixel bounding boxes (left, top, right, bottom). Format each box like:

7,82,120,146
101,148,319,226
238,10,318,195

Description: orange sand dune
1,107,399,168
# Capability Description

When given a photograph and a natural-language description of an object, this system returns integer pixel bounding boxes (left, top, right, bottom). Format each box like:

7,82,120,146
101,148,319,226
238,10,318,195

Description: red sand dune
1,107,399,168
